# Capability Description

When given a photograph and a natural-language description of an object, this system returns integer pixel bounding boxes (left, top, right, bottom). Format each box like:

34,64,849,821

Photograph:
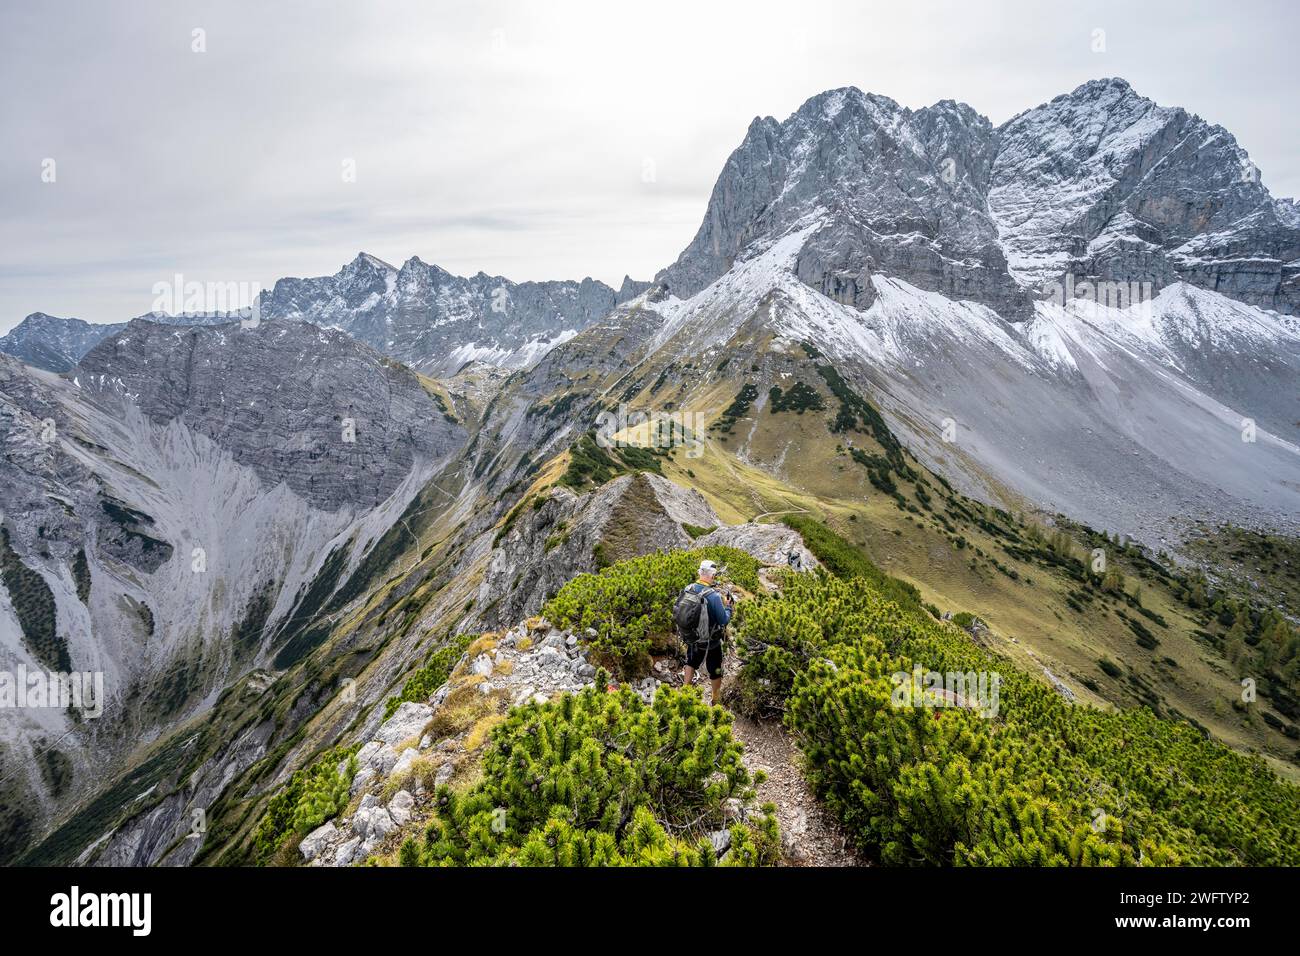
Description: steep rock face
260,254,649,376
82,714,278,867
658,89,1027,316
659,79,1300,318
77,318,463,512
472,472,721,629
990,78,1300,313
0,321,466,858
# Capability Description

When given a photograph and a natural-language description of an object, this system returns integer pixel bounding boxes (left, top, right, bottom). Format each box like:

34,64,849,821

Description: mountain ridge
7,77,1297,380
659,77,1299,317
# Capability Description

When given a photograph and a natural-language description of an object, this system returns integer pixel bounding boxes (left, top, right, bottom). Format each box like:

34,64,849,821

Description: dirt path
727,710,863,866
658,644,864,867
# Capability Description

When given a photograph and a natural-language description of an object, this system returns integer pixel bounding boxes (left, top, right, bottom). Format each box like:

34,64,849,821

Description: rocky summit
660,79,1300,317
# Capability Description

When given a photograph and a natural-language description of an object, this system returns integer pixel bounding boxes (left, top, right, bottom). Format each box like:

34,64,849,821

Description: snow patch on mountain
441,329,580,373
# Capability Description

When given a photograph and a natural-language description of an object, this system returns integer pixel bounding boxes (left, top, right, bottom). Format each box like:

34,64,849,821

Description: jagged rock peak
656,78,1299,316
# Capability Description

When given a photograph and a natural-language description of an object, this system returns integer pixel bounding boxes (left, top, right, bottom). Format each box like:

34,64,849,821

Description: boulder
298,821,337,862
349,767,376,797
391,747,422,780
353,805,396,843
357,741,400,775
375,702,433,747
334,837,362,867
708,829,732,856
388,790,415,826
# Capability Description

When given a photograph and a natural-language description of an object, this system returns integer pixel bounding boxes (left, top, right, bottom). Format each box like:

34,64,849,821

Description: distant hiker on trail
673,559,734,707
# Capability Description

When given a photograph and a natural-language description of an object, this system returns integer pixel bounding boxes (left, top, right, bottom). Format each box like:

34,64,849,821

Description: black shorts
685,639,723,679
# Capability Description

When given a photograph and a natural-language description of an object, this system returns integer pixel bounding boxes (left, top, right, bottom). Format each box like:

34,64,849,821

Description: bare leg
683,665,695,688
710,677,722,707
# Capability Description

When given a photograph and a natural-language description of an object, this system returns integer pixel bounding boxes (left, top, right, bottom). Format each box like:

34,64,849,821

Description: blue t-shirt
687,582,731,634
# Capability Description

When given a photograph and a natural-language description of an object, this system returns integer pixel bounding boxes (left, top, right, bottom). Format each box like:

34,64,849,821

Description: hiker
673,559,734,706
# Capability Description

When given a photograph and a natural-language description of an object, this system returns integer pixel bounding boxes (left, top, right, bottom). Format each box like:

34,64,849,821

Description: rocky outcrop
471,472,722,630
695,522,817,570
77,318,464,512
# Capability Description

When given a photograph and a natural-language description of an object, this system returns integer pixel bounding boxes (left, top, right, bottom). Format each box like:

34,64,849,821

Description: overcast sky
2,0,1297,330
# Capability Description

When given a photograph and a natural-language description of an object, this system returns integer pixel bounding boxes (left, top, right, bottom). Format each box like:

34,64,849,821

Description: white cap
698,559,718,576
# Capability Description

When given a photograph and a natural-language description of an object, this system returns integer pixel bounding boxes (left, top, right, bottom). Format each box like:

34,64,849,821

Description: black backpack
673,584,714,648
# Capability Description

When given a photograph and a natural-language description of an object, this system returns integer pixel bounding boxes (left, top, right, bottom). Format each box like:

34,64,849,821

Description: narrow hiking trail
728,711,864,867
660,643,864,867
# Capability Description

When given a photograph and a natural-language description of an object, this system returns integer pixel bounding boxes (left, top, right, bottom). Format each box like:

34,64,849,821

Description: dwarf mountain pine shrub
383,632,477,720
405,681,778,866
739,571,1300,865
253,744,359,864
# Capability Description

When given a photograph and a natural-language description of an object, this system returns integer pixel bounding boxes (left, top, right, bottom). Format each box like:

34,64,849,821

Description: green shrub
383,632,477,720
711,384,758,434
71,548,91,604
781,514,920,611
560,432,663,490
741,572,1300,865
769,381,826,414
253,744,359,864
406,682,778,866
0,528,68,671
543,547,759,679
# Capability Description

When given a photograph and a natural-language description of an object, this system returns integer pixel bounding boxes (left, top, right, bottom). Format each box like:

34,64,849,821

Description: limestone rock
375,702,433,747
298,822,337,862
388,791,415,827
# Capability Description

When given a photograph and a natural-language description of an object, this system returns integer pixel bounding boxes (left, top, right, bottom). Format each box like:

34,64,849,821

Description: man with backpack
673,559,735,706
